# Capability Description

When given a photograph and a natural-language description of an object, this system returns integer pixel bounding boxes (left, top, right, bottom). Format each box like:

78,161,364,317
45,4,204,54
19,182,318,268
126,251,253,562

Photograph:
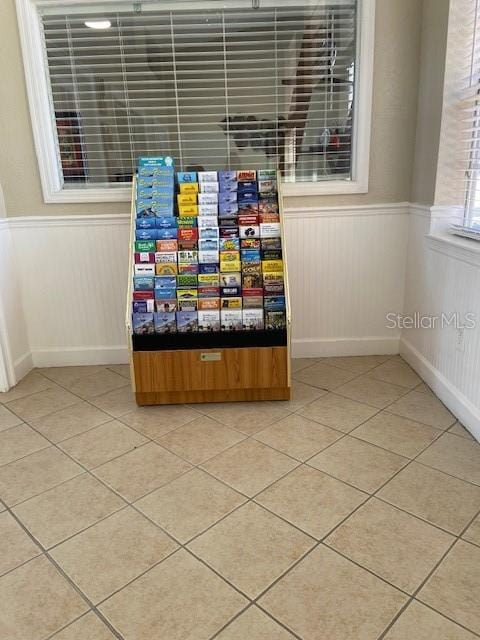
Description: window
17,0,374,202
461,0,480,227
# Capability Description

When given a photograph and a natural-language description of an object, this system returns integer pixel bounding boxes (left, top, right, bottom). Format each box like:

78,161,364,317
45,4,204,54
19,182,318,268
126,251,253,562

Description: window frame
464,85,480,226
16,0,375,203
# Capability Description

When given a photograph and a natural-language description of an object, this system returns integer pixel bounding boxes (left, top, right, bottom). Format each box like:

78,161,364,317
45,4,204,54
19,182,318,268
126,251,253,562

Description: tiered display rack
125,172,291,406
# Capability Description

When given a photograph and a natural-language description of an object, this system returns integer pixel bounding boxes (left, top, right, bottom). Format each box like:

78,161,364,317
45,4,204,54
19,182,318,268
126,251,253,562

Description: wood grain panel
132,347,289,394
136,387,290,405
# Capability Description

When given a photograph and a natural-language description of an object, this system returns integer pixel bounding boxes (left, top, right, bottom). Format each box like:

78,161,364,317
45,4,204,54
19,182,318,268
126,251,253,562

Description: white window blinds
40,1,358,189
456,0,480,225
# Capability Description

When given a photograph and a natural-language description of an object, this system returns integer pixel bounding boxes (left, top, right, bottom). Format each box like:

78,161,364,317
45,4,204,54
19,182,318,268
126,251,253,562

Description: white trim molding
16,0,376,203
426,234,480,269
409,202,480,267
401,338,480,441
31,346,129,368
284,202,409,218
8,214,130,229
292,336,400,358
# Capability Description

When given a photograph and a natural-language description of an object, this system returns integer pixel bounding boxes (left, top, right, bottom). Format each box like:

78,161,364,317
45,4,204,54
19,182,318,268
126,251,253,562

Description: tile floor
0,356,479,639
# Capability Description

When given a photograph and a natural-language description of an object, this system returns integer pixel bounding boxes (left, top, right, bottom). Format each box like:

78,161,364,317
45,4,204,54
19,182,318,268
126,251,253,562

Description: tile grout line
411,595,480,639
226,373,475,635
2,382,321,636
2,376,476,639
370,441,480,639
0,368,470,562
1,384,376,639
4,506,126,640
1,361,478,639
0,371,468,550
209,601,305,640
44,610,94,640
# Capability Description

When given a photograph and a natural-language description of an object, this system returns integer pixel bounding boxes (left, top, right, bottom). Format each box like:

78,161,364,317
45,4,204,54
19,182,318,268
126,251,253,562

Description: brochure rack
125,174,291,405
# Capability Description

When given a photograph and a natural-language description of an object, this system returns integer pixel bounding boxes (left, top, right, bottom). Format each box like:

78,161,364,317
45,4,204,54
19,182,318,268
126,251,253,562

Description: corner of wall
0,186,33,390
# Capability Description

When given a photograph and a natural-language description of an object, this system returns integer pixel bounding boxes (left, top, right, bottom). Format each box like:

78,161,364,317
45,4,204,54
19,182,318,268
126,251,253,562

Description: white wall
401,210,480,440
10,216,130,367
0,186,31,389
0,203,408,373
285,204,409,356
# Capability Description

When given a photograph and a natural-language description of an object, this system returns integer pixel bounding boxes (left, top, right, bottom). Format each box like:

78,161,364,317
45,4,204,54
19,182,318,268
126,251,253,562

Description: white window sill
47,178,368,204
426,233,480,268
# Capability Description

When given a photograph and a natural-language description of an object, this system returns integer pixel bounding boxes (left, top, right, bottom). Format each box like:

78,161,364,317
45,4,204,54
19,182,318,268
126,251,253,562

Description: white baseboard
13,352,33,383
400,338,480,441
31,346,129,368
292,336,400,358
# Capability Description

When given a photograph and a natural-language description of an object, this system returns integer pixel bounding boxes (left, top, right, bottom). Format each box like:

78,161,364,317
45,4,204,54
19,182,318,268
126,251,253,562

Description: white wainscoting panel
284,204,409,357
10,215,130,368
0,219,32,388
401,210,480,440
3,204,409,376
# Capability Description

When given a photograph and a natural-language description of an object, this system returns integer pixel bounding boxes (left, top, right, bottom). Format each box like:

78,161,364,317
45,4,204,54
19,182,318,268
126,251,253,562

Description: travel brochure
131,158,287,334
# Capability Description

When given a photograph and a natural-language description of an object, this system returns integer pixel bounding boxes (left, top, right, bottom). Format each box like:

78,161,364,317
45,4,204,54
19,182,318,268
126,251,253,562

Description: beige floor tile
254,414,342,461
335,376,407,409
418,541,480,634
463,515,480,547
387,391,456,430
309,436,408,493
448,421,475,440
256,465,366,539
6,387,80,422
0,371,56,404
158,416,245,465
136,468,246,543
298,392,379,433
93,442,192,502
0,512,40,575
99,550,247,639
415,382,435,395
13,474,125,549
274,380,327,411
189,502,314,598
65,369,129,400
106,364,131,379
52,612,117,639
417,433,480,485
293,362,358,390
59,420,147,470
216,605,296,639
290,358,319,373
37,365,107,387
352,412,440,458
0,555,88,640
90,386,137,418
384,600,477,640
0,424,50,466
31,401,112,443
259,545,407,640
0,447,83,506
378,462,480,534
0,406,23,432
368,359,421,389
202,401,291,435
200,439,299,497
119,404,200,438
50,507,178,604
326,499,454,593
318,355,392,374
